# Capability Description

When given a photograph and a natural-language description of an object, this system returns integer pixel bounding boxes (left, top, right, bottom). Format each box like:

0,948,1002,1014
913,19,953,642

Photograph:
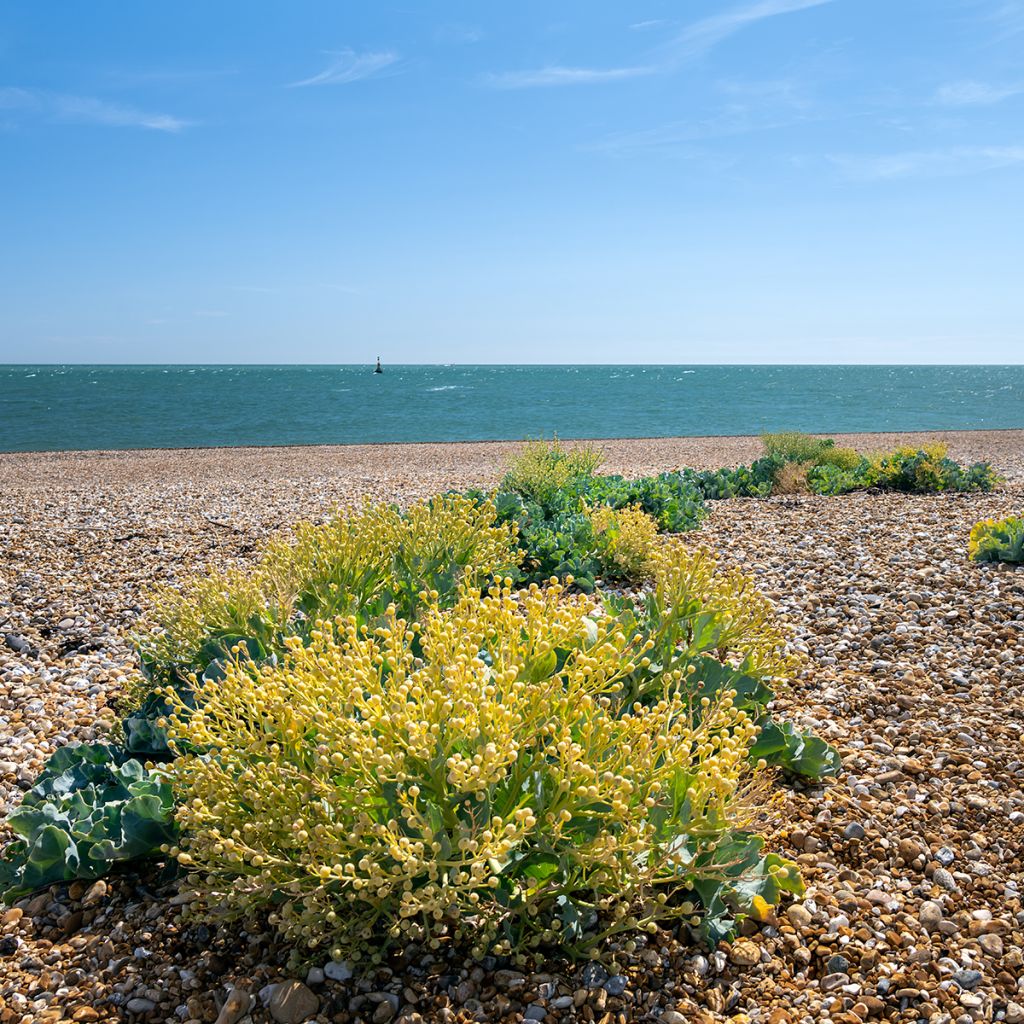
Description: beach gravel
0,430,1022,1023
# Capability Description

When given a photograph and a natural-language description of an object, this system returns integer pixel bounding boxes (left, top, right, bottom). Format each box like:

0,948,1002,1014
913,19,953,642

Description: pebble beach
1,429,1023,1024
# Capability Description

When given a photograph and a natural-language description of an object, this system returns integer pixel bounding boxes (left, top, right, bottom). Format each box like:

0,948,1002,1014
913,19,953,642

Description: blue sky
2,1,1023,364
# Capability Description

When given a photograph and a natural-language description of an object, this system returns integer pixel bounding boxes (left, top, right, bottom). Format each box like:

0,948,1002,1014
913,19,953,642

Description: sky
1,1,1023,364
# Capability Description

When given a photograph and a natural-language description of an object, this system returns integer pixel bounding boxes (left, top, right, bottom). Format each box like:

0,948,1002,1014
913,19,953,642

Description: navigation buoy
374,357,383,374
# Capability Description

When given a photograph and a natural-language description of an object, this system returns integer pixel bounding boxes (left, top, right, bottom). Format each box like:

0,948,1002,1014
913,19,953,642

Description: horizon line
4,361,1024,368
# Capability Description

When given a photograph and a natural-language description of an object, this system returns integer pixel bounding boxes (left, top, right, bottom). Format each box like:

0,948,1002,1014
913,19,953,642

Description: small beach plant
761,433,1000,496
0,745,176,900
761,432,835,464
136,494,521,689
588,503,660,580
772,461,812,494
969,514,1024,563
864,443,1001,493
502,437,603,509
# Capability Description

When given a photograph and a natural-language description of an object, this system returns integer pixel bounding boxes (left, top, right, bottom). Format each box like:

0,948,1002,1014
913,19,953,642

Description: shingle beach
1,430,1022,1024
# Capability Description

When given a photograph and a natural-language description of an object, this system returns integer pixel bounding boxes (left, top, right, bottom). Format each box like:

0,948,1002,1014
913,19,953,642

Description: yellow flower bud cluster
649,541,799,683
135,494,520,688
165,569,765,963
502,438,603,507
587,504,660,580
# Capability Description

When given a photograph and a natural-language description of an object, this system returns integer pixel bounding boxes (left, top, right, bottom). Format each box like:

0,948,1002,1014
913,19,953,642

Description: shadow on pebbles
0,438,1022,1024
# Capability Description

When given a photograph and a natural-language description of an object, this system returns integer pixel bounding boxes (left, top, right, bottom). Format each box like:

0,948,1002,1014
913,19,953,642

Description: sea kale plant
969,514,1024,564
761,434,1001,496
0,744,176,900
0,496,521,899
137,494,520,693
605,541,840,781
164,573,803,965
472,440,786,591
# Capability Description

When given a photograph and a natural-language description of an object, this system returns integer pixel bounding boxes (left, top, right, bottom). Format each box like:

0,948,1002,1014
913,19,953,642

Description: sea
1,364,1021,453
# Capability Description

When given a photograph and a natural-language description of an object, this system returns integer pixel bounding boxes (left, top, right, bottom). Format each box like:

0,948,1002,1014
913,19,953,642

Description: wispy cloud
831,144,1024,180
592,111,813,154
935,79,1024,105
0,87,190,131
484,65,654,89
288,49,400,87
988,1,1024,38
590,76,818,154
663,0,834,63
486,0,832,89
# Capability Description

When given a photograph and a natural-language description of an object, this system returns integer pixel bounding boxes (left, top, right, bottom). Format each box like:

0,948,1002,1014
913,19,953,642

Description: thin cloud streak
0,87,190,131
988,1,1024,38
591,112,814,154
589,76,819,154
831,144,1024,180
935,79,1024,105
661,0,834,62
486,0,832,89
484,65,654,89
288,49,400,87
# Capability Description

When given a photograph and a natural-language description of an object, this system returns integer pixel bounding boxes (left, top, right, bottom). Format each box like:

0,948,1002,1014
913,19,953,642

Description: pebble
213,986,252,1024
603,974,628,996
579,962,608,988
786,903,813,928
953,969,984,991
920,900,944,930
729,939,761,966
268,980,319,1024
324,959,353,981
1005,1001,1024,1024
821,973,851,993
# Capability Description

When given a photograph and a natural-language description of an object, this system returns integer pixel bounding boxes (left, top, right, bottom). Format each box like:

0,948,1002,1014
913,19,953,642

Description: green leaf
19,825,78,893
557,894,584,941
517,853,560,886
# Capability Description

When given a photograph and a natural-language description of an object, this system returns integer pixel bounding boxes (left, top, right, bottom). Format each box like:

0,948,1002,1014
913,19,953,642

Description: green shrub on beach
762,434,1001,496
762,432,836,464
501,437,603,507
970,514,1024,563
690,457,781,500
865,443,1000,494
0,744,176,900
136,494,520,691
476,442,787,590
164,567,803,965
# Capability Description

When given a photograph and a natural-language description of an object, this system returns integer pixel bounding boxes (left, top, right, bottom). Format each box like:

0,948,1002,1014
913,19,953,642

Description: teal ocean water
1,365,1021,453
